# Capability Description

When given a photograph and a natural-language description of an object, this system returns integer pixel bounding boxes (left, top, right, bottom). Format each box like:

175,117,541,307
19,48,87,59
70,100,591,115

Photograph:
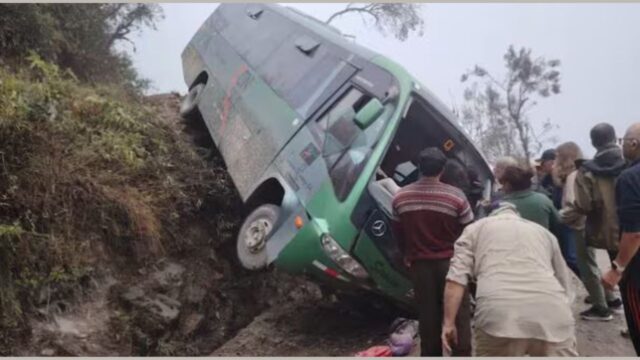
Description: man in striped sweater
392,147,474,356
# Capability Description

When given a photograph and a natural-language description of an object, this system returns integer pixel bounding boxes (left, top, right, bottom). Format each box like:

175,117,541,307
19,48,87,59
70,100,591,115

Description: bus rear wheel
180,83,205,121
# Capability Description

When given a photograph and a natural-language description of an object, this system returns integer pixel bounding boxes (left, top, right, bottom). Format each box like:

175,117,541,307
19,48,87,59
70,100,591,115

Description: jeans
557,224,581,278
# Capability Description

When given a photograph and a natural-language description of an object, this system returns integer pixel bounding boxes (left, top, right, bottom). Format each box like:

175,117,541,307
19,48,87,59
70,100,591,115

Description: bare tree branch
326,5,373,24
326,3,424,41
457,45,561,164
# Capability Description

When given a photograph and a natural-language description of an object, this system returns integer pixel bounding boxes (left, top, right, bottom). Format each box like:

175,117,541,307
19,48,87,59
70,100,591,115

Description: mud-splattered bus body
181,3,493,309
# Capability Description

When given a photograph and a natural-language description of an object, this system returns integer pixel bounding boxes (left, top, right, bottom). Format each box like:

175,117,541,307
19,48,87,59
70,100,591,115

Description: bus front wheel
236,204,280,270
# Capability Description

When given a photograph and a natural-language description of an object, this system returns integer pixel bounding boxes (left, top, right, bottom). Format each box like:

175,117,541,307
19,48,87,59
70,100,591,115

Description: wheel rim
244,218,272,253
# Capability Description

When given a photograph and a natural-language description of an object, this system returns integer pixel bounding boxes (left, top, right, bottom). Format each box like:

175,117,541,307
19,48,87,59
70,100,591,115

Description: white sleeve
563,171,578,206
446,225,476,286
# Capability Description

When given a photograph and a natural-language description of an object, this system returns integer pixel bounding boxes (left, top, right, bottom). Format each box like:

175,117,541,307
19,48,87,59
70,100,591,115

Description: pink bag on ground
355,345,392,357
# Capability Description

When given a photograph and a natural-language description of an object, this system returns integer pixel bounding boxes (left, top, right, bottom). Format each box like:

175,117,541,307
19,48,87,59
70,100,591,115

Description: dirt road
572,249,635,356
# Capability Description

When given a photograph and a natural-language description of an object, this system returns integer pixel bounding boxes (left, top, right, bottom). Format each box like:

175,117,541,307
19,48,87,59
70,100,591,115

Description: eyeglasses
618,137,639,145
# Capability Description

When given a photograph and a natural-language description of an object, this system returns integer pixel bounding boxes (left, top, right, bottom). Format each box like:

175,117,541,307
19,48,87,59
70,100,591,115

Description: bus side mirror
354,98,383,129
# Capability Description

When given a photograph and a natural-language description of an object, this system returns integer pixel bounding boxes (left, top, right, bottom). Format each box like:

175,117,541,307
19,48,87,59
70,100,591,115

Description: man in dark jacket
574,123,626,320
602,122,640,354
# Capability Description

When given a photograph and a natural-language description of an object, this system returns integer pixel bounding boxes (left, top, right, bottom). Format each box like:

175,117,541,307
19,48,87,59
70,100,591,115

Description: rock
37,307,50,318
184,284,207,304
115,262,191,340
180,313,204,336
151,262,185,291
121,286,145,303
212,270,224,280
41,348,55,356
150,294,181,324
131,293,182,335
38,286,50,305
132,327,152,356
53,338,82,356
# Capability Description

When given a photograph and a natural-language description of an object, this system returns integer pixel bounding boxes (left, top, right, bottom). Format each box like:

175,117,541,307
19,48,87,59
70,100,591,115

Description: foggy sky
126,3,640,158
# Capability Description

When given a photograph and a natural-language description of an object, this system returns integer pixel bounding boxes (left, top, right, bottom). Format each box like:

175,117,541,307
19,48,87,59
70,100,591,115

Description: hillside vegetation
0,3,162,91
0,55,266,354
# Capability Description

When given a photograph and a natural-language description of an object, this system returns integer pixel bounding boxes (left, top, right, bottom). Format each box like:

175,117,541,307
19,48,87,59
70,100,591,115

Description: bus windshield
316,87,395,200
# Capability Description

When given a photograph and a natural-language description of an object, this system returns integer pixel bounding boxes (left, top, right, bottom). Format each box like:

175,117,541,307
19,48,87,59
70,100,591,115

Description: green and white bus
181,3,493,309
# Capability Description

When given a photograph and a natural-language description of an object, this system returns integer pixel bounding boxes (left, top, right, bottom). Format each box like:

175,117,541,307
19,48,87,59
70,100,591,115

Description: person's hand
558,208,568,218
602,268,623,291
441,322,457,354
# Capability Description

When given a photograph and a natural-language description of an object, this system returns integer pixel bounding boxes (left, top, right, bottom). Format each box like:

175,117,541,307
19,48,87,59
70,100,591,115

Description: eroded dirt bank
10,93,317,356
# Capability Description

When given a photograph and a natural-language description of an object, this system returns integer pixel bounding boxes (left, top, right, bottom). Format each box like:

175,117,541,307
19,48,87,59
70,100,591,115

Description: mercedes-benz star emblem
371,220,387,237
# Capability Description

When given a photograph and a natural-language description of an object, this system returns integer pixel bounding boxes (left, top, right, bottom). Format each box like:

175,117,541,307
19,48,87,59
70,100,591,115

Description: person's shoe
608,298,624,314
622,328,630,338
580,307,613,321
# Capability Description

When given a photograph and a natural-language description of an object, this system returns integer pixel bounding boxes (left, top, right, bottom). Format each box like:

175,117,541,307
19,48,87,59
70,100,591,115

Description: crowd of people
391,122,640,356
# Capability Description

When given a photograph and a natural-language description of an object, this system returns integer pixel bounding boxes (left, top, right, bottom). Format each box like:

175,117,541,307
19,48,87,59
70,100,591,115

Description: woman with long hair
553,142,584,206
551,142,583,278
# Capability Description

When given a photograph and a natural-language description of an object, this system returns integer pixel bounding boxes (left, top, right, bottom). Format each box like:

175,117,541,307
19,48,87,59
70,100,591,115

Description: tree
103,4,163,49
325,3,424,42
0,4,163,91
459,45,560,164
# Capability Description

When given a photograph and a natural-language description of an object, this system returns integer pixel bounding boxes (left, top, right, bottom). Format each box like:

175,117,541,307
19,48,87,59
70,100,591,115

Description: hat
536,149,556,162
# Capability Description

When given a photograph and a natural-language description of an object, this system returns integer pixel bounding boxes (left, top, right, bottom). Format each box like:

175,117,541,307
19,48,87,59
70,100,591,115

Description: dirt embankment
0,64,313,356
9,93,319,356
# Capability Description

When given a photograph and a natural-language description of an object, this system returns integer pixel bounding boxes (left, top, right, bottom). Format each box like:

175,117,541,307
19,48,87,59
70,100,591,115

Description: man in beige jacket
442,202,577,356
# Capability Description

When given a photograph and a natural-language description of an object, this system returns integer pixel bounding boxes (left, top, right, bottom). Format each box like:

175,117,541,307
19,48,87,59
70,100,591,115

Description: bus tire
180,83,205,121
237,204,280,270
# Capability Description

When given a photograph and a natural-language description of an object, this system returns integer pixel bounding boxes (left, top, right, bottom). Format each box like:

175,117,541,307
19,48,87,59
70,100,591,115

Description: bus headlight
320,234,369,279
